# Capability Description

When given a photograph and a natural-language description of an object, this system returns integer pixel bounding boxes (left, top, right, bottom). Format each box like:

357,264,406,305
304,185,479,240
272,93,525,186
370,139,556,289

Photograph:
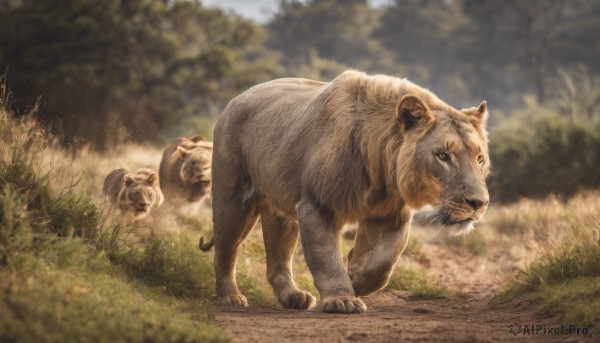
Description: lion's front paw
280,290,316,310
317,296,366,314
218,294,248,307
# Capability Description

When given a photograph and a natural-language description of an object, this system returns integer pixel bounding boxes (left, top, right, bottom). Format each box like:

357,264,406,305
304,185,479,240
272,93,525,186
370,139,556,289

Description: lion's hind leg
212,196,260,307
260,205,316,310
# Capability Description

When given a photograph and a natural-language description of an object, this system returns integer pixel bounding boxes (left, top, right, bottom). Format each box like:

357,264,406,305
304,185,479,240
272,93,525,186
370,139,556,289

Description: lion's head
177,144,212,185
395,94,490,236
119,168,164,217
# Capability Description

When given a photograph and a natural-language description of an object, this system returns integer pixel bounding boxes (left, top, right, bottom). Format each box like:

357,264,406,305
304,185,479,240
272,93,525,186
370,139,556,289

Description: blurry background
1,2,599,340
1,0,599,202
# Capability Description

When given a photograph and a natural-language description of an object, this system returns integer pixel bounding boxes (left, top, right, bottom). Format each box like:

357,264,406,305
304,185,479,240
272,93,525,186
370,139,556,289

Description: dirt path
212,290,588,342
211,226,594,342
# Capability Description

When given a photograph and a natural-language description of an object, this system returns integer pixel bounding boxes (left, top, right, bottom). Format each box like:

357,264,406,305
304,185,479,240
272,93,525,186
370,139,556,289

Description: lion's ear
177,146,191,158
190,135,208,143
124,174,135,187
462,100,488,127
146,172,158,186
396,95,434,132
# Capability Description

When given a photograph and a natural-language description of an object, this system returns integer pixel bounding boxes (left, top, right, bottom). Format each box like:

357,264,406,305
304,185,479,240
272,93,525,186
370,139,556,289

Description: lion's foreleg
297,199,367,314
347,211,411,296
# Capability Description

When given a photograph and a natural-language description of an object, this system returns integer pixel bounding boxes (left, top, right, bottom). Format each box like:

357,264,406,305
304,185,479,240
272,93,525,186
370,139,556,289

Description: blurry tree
268,0,393,74
372,0,600,109
463,0,567,103
0,0,278,149
510,0,566,103
373,0,500,108
549,0,600,80
374,0,467,74
557,66,600,122
490,113,600,202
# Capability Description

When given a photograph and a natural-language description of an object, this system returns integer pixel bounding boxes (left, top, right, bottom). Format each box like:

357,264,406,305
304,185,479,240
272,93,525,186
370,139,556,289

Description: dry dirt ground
211,229,594,342
214,292,573,343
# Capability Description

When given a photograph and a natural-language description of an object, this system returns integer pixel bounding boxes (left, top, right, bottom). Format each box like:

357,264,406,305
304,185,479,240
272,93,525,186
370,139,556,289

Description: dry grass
490,195,600,327
1,93,229,342
3,74,599,337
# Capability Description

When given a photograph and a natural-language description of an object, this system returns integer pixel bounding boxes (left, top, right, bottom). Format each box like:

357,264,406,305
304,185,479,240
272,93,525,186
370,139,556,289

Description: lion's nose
465,197,488,210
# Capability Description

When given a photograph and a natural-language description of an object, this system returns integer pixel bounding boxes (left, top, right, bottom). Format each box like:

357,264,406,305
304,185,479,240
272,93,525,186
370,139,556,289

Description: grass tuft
387,265,466,300
493,202,600,327
110,232,216,299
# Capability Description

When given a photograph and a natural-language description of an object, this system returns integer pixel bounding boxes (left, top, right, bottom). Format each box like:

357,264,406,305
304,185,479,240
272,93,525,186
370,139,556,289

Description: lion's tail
199,236,214,252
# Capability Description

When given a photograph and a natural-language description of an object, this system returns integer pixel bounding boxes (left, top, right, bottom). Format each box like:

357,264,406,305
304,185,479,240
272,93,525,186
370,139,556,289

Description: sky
202,0,390,24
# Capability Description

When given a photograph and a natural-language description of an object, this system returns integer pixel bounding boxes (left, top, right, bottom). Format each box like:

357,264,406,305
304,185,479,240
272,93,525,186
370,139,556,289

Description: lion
102,168,164,217
159,136,213,204
202,70,490,314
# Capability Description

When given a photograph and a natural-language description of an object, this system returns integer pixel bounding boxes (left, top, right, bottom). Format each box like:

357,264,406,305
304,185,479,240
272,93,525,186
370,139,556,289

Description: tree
268,0,393,74
0,0,277,148
463,0,566,103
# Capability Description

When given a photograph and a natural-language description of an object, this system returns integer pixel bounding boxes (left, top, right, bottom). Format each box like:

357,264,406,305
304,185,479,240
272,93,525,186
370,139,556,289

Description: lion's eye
436,152,450,161
477,156,485,165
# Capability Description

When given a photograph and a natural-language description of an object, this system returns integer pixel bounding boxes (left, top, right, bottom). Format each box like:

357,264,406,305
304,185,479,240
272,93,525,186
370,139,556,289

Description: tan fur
159,136,213,204
102,168,164,218
207,70,490,313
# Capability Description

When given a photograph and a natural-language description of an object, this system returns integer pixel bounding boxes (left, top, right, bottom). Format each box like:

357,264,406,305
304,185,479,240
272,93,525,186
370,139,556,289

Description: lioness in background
102,168,164,217
159,136,213,205
205,70,490,314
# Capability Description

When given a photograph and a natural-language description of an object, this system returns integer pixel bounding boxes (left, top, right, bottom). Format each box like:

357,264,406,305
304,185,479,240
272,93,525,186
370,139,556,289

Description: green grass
0,102,231,342
493,212,600,328
0,246,226,343
237,273,278,307
534,277,600,325
109,232,216,298
296,276,318,297
448,229,486,256
387,265,466,300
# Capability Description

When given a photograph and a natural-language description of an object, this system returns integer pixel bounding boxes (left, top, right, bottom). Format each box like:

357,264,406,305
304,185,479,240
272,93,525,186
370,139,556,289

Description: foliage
0,90,234,342
2,0,600,152
489,104,600,202
109,232,215,298
493,200,600,327
0,249,227,343
268,0,392,72
0,0,277,149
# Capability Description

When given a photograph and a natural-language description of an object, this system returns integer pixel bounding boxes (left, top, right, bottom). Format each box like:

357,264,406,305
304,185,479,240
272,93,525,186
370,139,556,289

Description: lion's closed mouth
449,218,474,226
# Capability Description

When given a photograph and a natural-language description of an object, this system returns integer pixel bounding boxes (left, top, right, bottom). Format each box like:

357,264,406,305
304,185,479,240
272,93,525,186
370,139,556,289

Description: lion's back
216,78,326,135
213,78,331,212
159,138,186,191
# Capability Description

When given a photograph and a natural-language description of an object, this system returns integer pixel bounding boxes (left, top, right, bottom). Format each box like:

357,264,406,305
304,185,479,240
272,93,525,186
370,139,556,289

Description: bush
1,91,229,342
489,110,600,203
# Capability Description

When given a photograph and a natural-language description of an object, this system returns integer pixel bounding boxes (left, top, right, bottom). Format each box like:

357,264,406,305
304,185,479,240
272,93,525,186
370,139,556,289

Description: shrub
489,110,600,202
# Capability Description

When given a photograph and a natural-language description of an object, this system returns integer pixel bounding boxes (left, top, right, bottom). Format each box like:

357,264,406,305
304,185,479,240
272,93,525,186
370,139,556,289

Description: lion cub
102,168,164,218
159,135,213,205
